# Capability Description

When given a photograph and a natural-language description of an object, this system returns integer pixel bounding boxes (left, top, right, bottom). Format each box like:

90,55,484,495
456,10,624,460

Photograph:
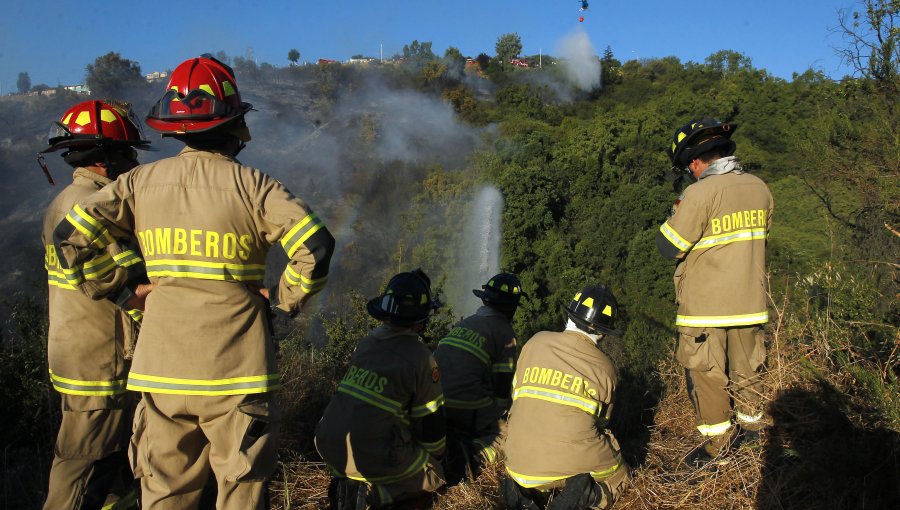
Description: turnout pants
676,326,766,437
445,404,507,465
502,463,631,510
130,392,280,510
43,393,137,510
329,456,445,509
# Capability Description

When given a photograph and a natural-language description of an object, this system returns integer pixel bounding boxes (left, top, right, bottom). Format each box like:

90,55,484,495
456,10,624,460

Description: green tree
288,48,301,66
704,49,753,74
402,40,436,70
835,0,899,94
85,52,144,98
16,72,30,94
601,46,622,86
495,32,523,69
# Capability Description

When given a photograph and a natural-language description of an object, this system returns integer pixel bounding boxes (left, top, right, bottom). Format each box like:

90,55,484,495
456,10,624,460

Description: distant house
317,59,338,65
347,57,376,66
145,71,169,83
509,59,529,68
64,84,90,95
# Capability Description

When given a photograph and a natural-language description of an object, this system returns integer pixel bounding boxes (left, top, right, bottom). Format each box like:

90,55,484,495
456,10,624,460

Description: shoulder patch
431,366,441,383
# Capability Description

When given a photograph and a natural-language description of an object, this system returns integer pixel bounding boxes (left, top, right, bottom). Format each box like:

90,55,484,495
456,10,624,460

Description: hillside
1,42,897,509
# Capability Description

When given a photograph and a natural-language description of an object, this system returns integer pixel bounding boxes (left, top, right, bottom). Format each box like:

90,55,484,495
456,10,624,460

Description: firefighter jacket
315,324,446,485
504,330,624,488
657,165,773,328
42,168,140,399
434,306,516,410
53,147,335,396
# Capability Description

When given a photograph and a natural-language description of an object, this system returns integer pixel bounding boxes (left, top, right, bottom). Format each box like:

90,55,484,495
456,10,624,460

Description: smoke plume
557,29,602,91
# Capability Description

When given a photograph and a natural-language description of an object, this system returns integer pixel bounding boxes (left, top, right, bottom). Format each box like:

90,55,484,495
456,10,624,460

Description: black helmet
667,117,737,172
473,272,527,306
367,269,440,325
564,285,621,336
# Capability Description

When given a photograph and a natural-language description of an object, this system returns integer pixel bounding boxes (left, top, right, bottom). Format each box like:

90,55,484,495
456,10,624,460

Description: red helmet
42,99,150,153
146,54,252,137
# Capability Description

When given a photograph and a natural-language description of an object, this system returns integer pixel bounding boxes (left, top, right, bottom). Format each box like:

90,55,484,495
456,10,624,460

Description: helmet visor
149,89,242,121
48,121,73,145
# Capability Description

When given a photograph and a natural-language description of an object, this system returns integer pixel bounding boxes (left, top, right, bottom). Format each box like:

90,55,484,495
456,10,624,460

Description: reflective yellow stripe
419,436,446,453
506,461,621,488
284,265,328,294
344,448,430,484
146,259,265,281
113,249,142,268
126,309,143,322
675,311,768,327
660,221,692,252
66,204,114,248
337,381,404,417
47,270,77,290
82,253,116,281
513,385,600,416
697,420,732,436
492,361,515,373
410,394,445,418
280,213,325,258
49,369,127,396
438,337,490,365
126,371,279,395
444,396,493,409
694,228,766,250
472,439,497,463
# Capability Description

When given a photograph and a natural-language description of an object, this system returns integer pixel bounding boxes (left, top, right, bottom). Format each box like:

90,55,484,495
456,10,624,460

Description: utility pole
539,48,542,69
380,41,384,63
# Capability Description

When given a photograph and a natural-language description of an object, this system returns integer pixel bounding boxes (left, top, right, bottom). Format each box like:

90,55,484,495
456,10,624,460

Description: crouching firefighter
39,99,152,510
434,273,523,484
502,285,631,510
315,269,447,509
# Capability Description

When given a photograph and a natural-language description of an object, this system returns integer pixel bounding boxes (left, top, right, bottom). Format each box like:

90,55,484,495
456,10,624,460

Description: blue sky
1,0,859,92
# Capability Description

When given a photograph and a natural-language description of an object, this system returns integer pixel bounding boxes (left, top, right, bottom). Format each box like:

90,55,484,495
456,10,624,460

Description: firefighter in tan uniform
53,55,335,509
39,100,150,510
657,117,774,467
434,273,522,484
503,285,630,510
315,269,446,509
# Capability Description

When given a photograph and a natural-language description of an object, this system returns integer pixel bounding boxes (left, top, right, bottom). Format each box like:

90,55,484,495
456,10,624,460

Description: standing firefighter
40,99,151,510
315,269,447,509
434,273,522,483
502,285,630,510
53,54,335,509
657,117,773,467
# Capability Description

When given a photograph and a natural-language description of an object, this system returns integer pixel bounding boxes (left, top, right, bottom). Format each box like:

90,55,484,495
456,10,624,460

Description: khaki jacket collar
73,167,112,187
177,145,239,163
372,323,420,341
475,305,508,319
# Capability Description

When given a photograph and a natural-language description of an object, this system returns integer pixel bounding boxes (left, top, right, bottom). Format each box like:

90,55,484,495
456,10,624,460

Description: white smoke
557,29,601,91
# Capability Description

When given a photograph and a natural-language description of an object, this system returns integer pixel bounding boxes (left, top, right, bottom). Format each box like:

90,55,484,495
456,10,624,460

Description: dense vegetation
1,4,897,508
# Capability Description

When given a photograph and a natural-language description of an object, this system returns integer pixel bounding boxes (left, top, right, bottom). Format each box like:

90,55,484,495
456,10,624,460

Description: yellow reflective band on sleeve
513,385,600,416
49,369,127,396
675,311,768,327
126,372,280,395
284,265,328,294
697,420,732,437
492,361,515,373
472,438,498,463
418,436,446,453
410,394,445,418
82,253,116,281
693,228,766,250
280,213,325,258
113,249,142,268
47,270,77,290
660,221,692,252
337,381,405,417
126,309,143,323
66,205,114,248
506,461,622,489
438,338,490,366
146,259,265,281
444,396,493,410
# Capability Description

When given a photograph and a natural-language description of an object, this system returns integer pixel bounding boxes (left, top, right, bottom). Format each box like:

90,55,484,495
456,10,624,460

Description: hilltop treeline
1,23,898,509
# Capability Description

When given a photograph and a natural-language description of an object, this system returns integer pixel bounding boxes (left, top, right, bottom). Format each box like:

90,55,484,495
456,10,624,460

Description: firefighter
433,273,522,484
657,117,774,467
315,269,446,509
39,99,151,510
52,54,335,509
502,285,630,510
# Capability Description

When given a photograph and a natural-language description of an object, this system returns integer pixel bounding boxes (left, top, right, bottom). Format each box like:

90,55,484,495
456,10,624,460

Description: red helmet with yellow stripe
146,54,252,138
42,99,150,153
